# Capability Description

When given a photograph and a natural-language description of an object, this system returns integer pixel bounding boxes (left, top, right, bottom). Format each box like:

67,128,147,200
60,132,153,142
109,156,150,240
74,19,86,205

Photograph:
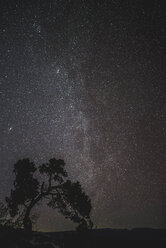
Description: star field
0,0,166,231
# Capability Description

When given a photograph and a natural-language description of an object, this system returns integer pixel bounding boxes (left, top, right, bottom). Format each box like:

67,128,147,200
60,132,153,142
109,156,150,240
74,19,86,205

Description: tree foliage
0,202,8,225
5,158,93,232
6,159,39,217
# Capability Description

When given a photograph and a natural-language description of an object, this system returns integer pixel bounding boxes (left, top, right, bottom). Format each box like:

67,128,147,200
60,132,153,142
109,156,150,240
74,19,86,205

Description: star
8,126,13,133
56,68,60,74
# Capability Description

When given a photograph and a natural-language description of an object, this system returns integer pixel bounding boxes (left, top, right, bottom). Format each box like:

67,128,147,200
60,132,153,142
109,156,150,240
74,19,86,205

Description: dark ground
0,225,166,247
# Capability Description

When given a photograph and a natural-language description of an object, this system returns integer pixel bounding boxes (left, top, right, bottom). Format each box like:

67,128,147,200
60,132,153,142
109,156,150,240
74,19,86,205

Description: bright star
8,126,13,132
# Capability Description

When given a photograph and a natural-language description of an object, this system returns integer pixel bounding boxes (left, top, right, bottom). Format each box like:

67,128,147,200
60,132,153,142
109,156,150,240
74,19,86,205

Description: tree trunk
23,206,33,232
23,193,44,232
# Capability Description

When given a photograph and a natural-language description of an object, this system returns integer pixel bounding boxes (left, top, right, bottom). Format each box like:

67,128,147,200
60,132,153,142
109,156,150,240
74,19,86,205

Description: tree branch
48,173,52,189
40,182,45,193
23,203,28,208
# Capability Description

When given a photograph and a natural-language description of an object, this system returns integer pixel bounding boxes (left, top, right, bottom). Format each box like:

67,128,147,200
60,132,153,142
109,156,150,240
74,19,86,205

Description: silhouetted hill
46,227,166,247
0,225,166,247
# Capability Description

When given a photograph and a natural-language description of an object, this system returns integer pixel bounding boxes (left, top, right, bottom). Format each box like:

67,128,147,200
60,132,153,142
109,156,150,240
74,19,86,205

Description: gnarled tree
6,158,93,232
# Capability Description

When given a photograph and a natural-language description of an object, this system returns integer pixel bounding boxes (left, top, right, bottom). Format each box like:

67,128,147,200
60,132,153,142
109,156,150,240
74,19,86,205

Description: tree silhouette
0,202,8,226
6,158,93,232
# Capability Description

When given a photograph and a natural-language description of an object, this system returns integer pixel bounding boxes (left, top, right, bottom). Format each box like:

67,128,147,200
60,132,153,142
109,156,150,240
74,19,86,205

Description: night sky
0,0,166,232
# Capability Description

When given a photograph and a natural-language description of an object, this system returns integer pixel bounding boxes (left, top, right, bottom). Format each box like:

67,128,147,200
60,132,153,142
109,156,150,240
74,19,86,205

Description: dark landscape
0,225,166,247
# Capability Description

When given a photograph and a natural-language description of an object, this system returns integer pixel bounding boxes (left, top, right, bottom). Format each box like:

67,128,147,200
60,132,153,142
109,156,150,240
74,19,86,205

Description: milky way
0,0,166,231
